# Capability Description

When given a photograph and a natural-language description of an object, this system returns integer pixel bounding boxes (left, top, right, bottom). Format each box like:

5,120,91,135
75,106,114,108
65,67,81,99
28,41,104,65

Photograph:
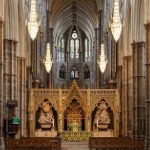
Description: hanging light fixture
98,44,108,73
26,0,40,40
44,43,53,73
110,0,122,42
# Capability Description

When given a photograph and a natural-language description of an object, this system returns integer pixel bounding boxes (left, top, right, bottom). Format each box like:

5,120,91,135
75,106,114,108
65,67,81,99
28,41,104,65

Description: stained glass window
70,39,74,58
59,37,65,60
75,40,79,58
61,38,64,50
70,66,79,79
70,30,79,59
85,38,88,57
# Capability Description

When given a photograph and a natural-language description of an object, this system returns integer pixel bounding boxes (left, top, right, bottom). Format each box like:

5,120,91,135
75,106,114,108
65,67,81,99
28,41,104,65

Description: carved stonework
93,99,111,130
28,80,120,137
38,100,54,130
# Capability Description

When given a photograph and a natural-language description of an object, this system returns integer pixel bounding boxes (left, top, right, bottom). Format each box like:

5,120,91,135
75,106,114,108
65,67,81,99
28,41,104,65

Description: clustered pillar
3,39,18,138
122,56,132,136
145,23,150,149
132,41,146,138
0,20,5,150
17,57,26,137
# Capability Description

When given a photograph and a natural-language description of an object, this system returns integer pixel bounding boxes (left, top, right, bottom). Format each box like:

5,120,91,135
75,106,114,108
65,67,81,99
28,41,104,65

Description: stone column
87,89,91,131
17,57,26,137
28,89,35,137
94,28,99,88
145,23,150,149
122,56,132,136
131,42,146,138
49,28,54,89
0,20,5,149
3,39,18,138
114,90,120,137
116,66,122,136
58,89,63,133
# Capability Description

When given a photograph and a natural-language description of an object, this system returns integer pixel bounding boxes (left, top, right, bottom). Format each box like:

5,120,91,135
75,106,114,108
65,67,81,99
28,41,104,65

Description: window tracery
70,66,79,79
70,30,79,59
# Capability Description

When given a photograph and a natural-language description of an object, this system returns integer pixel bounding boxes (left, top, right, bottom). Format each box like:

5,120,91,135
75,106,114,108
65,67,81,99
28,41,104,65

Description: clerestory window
70,30,79,59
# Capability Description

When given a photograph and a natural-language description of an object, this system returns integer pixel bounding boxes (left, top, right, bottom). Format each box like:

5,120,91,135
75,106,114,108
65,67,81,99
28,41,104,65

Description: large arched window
84,37,92,62
58,37,65,61
85,38,88,58
84,65,90,79
70,30,79,59
60,38,64,59
59,65,66,79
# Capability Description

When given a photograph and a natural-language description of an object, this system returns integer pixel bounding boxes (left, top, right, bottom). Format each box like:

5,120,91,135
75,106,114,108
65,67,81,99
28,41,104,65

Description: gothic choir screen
28,81,120,141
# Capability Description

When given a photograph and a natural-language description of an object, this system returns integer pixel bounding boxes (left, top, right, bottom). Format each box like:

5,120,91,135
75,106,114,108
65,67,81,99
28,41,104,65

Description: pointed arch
84,65,90,79
59,64,66,79
68,25,80,59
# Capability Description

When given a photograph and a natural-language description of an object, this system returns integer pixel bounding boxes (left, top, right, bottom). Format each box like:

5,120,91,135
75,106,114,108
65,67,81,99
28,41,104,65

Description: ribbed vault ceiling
50,0,99,43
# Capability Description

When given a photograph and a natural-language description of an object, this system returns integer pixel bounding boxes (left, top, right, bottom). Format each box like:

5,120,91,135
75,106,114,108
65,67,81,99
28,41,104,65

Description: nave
1,0,150,149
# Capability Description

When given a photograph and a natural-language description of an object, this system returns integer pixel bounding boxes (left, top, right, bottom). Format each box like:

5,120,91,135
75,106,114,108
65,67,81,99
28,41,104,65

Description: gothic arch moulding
28,89,60,137
62,81,87,113
90,96,115,113
35,97,59,112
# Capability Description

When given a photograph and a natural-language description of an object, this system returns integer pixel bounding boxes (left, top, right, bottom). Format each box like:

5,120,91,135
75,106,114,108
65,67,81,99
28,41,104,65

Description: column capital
131,41,145,47
123,55,132,59
145,99,150,102
0,99,4,102
144,23,150,28
94,28,99,31
4,39,18,43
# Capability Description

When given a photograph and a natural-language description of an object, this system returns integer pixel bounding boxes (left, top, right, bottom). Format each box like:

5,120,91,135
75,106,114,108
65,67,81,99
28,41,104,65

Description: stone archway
63,99,85,132
91,99,114,137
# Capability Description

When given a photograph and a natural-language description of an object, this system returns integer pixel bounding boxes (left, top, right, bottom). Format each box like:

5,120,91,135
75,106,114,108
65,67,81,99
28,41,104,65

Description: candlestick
53,118,54,128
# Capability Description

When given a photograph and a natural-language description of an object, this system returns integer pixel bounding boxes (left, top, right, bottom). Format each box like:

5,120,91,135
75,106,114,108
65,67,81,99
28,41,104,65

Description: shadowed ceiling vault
49,0,100,45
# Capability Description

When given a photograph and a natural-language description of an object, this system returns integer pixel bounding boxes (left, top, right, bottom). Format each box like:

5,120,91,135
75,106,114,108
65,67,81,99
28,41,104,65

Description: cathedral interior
0,0,150,149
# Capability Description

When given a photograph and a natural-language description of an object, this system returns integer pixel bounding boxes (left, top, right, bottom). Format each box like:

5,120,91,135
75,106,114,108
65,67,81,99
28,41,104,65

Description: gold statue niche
93,99,111,130
64,99,85,132
38,101,54,130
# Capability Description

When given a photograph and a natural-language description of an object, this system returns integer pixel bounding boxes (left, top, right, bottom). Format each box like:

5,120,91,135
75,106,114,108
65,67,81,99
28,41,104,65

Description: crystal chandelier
98,44,108,73
44,43,53,73
26,0,40,40
110,0,122,42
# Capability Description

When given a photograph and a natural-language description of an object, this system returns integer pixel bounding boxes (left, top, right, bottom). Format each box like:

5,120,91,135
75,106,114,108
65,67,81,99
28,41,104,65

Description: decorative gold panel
28,80,120,137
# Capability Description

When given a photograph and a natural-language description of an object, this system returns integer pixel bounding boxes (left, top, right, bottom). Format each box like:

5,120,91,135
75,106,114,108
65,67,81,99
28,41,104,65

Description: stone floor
61,141,90,150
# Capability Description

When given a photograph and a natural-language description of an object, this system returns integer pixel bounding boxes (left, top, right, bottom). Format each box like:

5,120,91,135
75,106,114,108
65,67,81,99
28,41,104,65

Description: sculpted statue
38,101,54,129
38,111,53,124
93,100,110,130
